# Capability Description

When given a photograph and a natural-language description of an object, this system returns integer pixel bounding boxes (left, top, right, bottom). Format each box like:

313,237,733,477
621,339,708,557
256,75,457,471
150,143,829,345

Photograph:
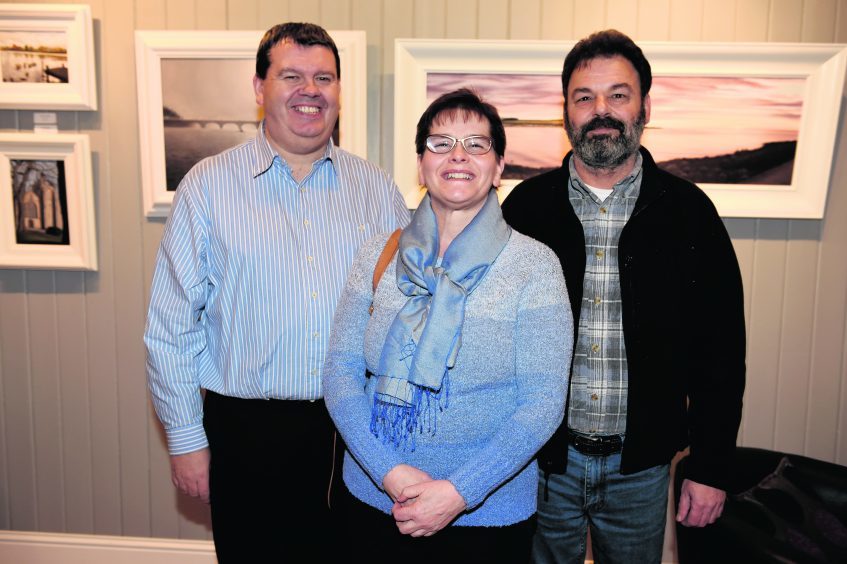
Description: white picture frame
394,39,847,219
135,30,368,218
0,4,97,110
0,133,97,270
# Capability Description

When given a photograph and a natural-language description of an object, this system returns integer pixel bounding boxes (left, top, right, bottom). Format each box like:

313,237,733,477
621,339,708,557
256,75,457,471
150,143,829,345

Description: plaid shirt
567,154,643,436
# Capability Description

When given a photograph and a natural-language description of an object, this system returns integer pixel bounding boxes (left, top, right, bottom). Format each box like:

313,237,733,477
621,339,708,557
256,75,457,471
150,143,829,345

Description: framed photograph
0,133,97,270
0,4,97,110
135,30,367,217
394,39,847,219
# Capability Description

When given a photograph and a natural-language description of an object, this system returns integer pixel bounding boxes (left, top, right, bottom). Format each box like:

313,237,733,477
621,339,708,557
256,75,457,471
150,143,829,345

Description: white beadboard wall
0,1,846,561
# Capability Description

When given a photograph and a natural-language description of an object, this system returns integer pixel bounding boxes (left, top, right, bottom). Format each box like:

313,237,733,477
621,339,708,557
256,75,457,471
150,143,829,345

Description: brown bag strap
370,228,401,314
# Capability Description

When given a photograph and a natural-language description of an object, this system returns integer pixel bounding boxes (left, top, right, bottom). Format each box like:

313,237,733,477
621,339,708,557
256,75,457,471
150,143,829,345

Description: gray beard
565,107,645,170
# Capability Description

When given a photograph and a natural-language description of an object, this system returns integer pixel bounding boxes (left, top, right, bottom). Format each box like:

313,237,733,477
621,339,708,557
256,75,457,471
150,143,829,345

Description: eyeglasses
425,134,494,156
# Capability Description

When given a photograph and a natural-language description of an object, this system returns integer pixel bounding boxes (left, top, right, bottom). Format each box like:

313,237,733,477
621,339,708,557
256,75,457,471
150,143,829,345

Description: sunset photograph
427,72,804,185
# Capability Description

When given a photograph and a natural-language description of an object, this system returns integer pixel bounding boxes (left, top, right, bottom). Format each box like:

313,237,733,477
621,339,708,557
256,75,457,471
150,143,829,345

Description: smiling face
417,111,505,217
253,40,340,162
564,55,650,170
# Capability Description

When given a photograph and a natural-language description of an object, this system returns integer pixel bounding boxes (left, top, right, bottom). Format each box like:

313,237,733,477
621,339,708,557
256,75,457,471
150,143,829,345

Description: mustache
580,116,625,136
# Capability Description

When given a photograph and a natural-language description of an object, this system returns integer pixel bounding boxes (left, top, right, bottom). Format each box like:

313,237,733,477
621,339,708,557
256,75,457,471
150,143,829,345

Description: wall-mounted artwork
160,58,261,191
0,133,97,270
10,158,69,245
0,4,97,110
426,73,803,187
135,30,367,218
395,39,847,219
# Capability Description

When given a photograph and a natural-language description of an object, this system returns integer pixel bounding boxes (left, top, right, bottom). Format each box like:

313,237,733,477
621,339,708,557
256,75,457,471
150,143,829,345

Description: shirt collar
568,152,643,200
251,120,339,178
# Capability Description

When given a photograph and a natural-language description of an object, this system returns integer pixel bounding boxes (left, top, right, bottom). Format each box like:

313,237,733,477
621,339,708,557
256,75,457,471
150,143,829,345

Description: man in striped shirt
144,22,409,562
503,30,745,563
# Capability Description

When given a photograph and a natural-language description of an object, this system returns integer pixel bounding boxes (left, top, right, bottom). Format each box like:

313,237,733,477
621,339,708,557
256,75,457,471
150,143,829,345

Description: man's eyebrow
277,67,336,77
570,83,633,95
570,86,594,96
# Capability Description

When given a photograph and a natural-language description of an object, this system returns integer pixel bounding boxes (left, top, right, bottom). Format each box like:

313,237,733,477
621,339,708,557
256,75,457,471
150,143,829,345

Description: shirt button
300,187,306,193
311,369,318,376
311,291,318,298
313,331,319,338
600,207,607,214
304,219,310,227
358,224,365,231
591,343,600,353
595,250,605,259
307,256,314,262
591,393,599,401
594,297,601,305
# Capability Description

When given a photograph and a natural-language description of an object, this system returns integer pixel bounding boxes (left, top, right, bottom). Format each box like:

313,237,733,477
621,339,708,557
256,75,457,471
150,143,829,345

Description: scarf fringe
370,373,451,451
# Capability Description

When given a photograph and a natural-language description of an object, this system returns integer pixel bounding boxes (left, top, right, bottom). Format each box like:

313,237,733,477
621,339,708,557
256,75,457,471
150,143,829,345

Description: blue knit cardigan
323,230,573,526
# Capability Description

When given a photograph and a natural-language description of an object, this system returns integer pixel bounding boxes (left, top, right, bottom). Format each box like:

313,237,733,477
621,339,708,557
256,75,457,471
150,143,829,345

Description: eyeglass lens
426,135,492,155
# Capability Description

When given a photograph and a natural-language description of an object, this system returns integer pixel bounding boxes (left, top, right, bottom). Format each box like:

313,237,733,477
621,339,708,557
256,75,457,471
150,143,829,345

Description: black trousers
203,391,344,563
339,486,535,564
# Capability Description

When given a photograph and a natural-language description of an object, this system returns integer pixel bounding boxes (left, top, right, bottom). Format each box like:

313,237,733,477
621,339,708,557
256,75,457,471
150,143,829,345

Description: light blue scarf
371,189,511,449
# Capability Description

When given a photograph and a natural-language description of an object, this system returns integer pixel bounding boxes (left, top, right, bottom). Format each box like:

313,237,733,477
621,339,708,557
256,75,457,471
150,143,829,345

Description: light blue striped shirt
144,123,410,455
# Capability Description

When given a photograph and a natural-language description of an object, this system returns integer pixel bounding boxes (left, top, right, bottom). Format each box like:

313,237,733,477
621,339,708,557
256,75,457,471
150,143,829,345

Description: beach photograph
647,76,803,185
427,72,567,179
427,72,803,186
0,29,68,83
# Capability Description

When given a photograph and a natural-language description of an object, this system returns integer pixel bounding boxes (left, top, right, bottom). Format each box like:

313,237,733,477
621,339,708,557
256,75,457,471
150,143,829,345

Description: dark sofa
674,447,847,563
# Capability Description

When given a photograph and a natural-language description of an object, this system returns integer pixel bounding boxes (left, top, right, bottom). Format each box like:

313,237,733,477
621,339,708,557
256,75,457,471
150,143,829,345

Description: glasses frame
425,134,494,155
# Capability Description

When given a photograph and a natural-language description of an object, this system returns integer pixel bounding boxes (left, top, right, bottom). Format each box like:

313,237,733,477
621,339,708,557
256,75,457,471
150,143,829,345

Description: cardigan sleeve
322,234,406,489
447,244,573,509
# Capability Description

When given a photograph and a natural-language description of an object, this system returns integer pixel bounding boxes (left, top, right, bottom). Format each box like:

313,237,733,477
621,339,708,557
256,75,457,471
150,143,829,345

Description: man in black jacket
501,30,746,564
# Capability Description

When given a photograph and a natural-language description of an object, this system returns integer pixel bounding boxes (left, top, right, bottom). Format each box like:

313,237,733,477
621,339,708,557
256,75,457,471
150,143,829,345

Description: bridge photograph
161,57,261,189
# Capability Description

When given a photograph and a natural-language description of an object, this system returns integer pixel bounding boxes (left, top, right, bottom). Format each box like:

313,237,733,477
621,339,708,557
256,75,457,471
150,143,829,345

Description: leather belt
567,430,623,456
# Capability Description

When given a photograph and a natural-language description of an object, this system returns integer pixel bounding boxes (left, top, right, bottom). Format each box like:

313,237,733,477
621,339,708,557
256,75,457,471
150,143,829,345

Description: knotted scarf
371,189,511,449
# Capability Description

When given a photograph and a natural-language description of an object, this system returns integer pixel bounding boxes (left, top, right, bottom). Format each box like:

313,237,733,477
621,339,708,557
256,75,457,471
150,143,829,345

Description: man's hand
383,464,432,503
676,478,725,527
392,479,467,537
170,448,211,504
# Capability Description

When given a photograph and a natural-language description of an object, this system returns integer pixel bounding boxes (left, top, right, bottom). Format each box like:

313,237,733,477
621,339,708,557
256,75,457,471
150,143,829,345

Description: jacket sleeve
684,197,746,490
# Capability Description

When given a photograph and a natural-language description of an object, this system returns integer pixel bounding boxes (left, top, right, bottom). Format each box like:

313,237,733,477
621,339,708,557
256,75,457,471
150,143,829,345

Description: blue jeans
532,445,670,564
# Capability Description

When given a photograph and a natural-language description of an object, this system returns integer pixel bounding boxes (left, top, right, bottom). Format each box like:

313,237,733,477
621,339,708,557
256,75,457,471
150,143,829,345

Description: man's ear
253,74,264,106
642,94,651,125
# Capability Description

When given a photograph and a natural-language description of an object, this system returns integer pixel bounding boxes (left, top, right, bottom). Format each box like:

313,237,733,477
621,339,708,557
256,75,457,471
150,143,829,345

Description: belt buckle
570,432,621,456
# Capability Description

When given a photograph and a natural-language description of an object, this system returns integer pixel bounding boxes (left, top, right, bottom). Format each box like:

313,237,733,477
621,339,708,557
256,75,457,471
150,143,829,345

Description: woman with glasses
323,88,573,563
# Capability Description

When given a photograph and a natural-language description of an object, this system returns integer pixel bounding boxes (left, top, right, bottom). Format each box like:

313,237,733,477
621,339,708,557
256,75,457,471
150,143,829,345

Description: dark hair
255,22,340,79
414,88,506,158
561,29,652,100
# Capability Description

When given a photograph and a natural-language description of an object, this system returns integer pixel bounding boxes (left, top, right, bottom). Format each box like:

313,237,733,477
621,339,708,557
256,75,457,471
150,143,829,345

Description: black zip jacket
501,147,746,490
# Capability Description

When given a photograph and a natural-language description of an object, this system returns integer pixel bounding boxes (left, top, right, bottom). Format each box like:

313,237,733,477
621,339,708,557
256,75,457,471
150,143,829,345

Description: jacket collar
631,147,667,215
